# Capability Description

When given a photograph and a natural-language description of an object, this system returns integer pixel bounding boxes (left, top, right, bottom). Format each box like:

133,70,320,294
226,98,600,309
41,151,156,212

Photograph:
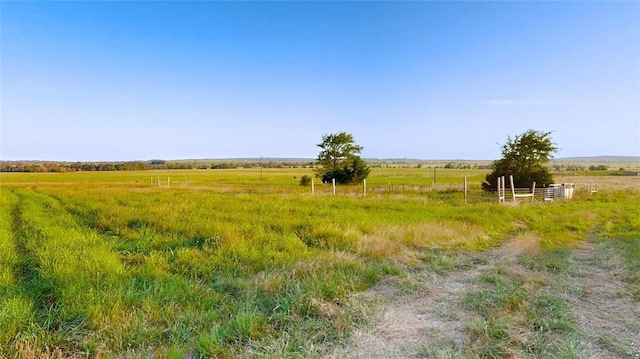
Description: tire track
564,242,640,358
329,236,640,359
9,189,62,326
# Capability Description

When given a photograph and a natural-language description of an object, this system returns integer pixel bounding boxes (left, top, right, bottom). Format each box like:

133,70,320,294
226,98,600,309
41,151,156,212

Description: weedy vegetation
0,168,638,358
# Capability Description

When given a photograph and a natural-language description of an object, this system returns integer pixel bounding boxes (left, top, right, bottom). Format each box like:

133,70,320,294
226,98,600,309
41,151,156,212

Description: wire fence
149,175,601,204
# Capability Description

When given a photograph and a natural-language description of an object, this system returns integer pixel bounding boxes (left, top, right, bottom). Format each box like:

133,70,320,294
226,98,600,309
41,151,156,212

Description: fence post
498,176,506,203
311,178,315,195
332,178,336,195
363,179,367,196
464,176,468,204
502,176,506,201
168,177,170,189
510,175,516,202
433,167,437,185
531,182,536,202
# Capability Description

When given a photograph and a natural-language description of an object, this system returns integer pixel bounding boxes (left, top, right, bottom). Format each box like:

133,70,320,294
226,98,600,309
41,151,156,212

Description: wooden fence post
502,176,506,201
510,175,516,202
531,182,536,202
464,176,468,204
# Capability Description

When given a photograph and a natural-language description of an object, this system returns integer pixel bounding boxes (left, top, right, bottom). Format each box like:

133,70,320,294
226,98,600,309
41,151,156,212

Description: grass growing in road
463,265,580,358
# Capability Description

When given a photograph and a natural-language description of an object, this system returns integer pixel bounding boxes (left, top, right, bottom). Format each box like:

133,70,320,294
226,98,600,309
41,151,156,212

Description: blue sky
2,2,639,161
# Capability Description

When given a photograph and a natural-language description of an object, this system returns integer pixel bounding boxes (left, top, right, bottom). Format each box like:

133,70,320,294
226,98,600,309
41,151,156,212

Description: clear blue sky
2,1,639,161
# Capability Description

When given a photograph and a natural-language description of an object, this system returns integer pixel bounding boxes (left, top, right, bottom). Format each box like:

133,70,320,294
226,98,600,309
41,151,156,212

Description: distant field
1,169,638,358
2,167,636,194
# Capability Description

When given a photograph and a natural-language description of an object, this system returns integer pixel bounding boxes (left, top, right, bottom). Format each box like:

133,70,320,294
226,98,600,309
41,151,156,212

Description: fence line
147,176,592,204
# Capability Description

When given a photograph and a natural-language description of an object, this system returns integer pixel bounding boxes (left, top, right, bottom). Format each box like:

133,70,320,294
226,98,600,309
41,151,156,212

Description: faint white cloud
482,99,567,106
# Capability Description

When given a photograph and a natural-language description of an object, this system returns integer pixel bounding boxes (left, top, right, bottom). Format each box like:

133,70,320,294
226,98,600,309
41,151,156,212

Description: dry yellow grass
501,232,542,260
356,222,489,266
554,175,640,192
356,235,402,259
358,222,485,253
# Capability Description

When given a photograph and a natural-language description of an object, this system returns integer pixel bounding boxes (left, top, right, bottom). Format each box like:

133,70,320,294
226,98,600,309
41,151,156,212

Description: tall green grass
0,189,35,351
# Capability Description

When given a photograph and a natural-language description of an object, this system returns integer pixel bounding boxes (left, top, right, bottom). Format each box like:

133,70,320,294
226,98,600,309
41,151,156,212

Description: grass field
1,168,638,358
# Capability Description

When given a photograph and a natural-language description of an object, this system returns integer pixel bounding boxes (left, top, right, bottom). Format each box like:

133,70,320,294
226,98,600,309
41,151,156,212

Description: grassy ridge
0,170,638,357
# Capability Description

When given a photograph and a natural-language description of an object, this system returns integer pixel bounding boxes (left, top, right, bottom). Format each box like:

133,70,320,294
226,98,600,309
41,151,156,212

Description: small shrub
299,175,312,186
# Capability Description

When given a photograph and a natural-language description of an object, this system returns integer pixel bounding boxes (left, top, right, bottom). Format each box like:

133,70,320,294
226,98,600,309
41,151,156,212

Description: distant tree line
368,163,491,170
552,164,611,172
0,160,316,173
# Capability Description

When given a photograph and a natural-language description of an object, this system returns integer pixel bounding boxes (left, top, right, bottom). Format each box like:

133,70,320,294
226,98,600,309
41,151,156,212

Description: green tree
316,132,370,184
482,130,558,191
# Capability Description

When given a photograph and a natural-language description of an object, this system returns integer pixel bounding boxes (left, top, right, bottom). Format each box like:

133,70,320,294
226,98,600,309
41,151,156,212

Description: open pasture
0,167,484,186
1,168,639,358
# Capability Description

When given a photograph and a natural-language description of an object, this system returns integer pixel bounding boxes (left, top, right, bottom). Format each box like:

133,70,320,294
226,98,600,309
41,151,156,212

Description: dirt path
564,243,640,358
328,239,640,358
328,257,487,358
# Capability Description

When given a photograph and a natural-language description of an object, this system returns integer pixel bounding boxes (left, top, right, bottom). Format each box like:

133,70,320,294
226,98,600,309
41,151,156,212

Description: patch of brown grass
356,235,401,259
356,221,487,259
554,175,640,193
12,342,98,359
501,232,542,261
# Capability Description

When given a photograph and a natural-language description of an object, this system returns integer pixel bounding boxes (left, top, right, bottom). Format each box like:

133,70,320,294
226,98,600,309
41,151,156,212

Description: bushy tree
316,132,370,184
482,130,557,191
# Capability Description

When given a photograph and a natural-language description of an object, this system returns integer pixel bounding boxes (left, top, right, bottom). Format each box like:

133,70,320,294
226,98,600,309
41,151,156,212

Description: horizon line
1,155,639,164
